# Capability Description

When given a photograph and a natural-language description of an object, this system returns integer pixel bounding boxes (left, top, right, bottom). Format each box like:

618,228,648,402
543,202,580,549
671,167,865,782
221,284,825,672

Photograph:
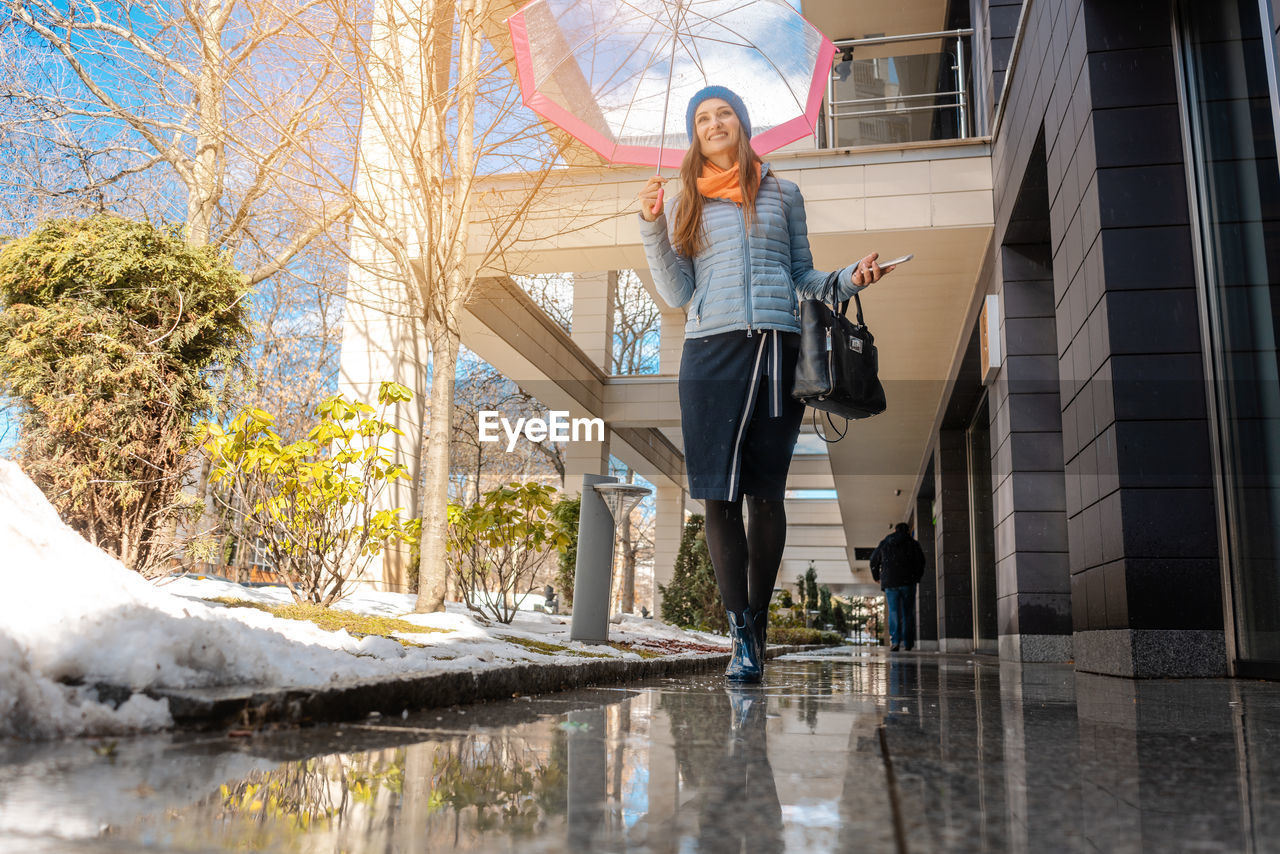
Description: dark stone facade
925,0,1237,674
934,429,975,651
915,491,940,649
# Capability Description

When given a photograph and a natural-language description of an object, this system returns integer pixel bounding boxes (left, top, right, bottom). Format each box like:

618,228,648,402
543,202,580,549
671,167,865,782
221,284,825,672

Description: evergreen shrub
0,215,249,575
658,514,725,633
551,495,580,607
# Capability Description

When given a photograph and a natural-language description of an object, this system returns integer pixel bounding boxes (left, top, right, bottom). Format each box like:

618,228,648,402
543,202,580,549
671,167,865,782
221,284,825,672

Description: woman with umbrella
637,86,894,683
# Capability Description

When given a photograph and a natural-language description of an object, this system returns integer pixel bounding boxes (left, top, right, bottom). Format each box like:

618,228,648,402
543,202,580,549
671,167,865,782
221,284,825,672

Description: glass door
1177,0,1280,674
967,393,999,653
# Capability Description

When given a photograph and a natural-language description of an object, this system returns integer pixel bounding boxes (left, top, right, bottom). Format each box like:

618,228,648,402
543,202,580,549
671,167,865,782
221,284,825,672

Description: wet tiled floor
3,648,1280,852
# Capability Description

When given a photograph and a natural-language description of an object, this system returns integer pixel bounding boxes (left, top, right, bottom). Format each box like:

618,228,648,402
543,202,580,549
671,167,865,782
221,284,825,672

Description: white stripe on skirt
726,331,769,501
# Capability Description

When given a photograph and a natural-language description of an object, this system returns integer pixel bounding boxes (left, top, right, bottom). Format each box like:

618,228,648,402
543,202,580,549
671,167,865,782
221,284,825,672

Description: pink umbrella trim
507,5,837,171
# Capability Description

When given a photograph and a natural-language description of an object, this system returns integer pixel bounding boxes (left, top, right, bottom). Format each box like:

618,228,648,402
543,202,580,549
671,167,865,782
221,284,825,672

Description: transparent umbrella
507,0,836,170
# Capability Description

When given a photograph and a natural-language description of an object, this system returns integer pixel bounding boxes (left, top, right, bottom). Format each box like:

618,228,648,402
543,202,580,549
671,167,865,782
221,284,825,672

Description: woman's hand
638,175,669,222
852,252,895,287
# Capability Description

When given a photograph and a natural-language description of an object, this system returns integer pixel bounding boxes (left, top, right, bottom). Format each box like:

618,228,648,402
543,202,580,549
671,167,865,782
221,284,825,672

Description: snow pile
1,460,178,738
0,460,435,738
0,459,728,740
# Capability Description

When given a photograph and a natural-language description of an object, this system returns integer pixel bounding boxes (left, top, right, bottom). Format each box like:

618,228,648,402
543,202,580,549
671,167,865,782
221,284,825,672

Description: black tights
703,496,787,615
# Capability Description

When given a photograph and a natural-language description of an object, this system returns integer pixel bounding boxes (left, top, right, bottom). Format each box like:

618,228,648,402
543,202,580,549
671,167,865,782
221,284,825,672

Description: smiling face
693,98,741,166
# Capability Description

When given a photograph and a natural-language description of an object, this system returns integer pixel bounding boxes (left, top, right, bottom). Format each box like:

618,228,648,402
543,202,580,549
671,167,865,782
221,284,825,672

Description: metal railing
821,29,975,149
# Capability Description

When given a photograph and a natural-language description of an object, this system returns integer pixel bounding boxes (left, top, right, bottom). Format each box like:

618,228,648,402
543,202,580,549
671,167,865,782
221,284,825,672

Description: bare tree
506,268,660,609
2,1,358,573
515,272,573,335
450,349,563,503
0,31,161,229
612,269,662,376
604,273,660,612
1,5,348,420
607,462,656,615
0,0,351,278
243,246,347,439
318,0,613,612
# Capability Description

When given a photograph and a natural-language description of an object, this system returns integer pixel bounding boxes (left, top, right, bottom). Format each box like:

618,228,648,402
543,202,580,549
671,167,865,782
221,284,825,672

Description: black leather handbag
792,272,887,440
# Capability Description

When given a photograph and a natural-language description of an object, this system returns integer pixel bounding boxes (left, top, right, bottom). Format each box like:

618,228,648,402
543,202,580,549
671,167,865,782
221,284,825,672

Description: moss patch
607,642,665,659
208,598,450,647
496,635,613,659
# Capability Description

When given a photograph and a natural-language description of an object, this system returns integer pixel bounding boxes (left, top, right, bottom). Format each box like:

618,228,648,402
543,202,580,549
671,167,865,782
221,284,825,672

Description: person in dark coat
870,522,926,651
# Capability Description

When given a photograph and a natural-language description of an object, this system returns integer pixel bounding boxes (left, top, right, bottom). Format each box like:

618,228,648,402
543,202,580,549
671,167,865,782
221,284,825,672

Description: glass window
1178,0,1280,667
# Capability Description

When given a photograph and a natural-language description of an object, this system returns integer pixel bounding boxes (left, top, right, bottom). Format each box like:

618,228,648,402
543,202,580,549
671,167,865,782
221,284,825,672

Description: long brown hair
672,129,763,259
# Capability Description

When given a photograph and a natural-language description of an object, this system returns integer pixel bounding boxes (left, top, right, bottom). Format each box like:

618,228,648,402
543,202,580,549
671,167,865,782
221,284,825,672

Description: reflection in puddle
4,656,1280,853
144,734,573,851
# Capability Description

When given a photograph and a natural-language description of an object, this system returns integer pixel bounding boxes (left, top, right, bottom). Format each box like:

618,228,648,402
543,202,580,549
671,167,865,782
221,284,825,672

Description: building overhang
469,139,993,574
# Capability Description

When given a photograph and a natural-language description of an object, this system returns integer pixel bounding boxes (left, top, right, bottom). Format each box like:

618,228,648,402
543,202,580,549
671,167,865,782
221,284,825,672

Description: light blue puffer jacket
639,163,864,338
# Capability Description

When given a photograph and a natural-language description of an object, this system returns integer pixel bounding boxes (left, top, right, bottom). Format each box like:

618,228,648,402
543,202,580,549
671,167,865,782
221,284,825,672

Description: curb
151,644,826,729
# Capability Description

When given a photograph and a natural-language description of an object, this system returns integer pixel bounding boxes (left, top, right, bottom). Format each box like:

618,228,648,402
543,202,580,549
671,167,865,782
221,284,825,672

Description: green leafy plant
658,514,726,633
0,215,249,575
832,599,849,636
805,562,820,623
426,737,567,836
818,584,833,628
200,382,419,606
768,599,803,630
551,495,580,608
446,482,570,624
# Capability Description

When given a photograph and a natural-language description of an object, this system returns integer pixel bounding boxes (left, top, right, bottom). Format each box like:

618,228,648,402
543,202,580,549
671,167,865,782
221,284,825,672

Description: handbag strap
823,271,867,327
812,408,849,442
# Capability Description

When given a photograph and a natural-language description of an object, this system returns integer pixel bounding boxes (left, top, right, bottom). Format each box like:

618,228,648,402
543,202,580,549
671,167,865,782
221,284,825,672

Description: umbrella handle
652,187,664,217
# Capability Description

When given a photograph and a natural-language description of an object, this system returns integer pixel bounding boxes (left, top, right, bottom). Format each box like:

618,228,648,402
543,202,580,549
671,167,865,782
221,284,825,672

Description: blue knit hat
685,85,752,143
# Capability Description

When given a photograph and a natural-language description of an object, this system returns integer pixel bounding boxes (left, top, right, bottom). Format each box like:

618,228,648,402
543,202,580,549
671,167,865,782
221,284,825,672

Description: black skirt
678,329,805,501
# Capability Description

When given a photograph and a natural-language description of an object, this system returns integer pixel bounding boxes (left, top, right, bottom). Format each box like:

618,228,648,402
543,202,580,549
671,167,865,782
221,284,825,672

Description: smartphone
880,253,913,268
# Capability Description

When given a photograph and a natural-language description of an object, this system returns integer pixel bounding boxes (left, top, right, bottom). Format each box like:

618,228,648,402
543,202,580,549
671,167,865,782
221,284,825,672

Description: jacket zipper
736,203,753,336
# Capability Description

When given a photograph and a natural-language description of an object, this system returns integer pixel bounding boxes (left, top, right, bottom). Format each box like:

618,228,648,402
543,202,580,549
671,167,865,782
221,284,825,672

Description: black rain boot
726,685,759,736
749,606,769,665
726,684,767,755
725,609,763,683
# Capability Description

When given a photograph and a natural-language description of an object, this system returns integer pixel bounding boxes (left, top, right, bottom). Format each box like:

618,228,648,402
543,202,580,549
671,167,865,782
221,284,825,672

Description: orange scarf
696,160,761,204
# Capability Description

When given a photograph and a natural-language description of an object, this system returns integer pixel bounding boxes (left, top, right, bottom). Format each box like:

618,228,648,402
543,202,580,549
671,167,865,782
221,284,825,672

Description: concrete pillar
659,309,684,375
337,254,428,593
564,432,612,497
935,430,974,652
572,271,617,372
1060,2,1226,677
651,483,686,617
991,242,1072,662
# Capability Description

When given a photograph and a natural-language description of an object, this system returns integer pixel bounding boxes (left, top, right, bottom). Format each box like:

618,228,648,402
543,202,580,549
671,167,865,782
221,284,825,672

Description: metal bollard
569,474,617,644
569,474,651,644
